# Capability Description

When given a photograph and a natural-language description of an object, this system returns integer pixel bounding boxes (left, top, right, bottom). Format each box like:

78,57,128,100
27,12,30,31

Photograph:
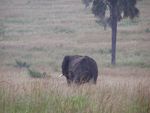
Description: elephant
61,55,98,85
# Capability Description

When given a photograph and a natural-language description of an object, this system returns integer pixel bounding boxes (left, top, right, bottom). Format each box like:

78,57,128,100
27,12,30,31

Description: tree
82,0,93,8
83,0,139,65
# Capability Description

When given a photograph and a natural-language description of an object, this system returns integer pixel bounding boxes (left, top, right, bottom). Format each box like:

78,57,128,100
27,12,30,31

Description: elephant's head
62,56,70,76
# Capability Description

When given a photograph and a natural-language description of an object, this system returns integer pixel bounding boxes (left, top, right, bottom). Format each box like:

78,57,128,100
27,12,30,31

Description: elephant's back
68,55,98,76
74,56,98,73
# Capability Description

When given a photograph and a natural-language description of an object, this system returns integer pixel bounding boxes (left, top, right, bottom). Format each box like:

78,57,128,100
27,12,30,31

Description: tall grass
0,79,149,113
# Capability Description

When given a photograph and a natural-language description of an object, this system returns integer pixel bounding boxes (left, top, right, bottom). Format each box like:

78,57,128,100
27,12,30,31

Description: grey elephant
61,55,98,85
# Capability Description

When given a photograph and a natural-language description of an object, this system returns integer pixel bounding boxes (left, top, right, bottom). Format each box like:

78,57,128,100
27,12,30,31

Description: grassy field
0,0,150,113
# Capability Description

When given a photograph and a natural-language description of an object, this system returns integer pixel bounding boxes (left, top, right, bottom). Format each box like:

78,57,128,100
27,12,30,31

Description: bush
145,28,150,33
28,68,46,78
15,59,30,68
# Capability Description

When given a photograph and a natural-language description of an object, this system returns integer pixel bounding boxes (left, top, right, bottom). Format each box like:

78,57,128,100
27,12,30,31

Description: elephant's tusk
59,74,63,77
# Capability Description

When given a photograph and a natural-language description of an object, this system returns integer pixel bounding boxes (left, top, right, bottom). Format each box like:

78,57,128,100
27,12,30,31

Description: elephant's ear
62,56,70,75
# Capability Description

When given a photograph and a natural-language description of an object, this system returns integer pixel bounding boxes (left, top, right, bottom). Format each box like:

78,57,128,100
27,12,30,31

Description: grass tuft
15,59,30,68
127,85,150,113
145,28,150,33
27,68,47,78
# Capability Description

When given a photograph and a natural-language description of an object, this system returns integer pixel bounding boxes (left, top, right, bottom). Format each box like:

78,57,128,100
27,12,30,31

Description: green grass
118,18,140,27
0,81,149,113
53,26,75,34
145,28,150,33
15,59,30,68
0,84,89,113
126,86,150,113
0,18,33,24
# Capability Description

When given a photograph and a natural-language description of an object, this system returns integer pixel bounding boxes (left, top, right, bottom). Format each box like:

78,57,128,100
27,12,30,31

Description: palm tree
83,0,139,65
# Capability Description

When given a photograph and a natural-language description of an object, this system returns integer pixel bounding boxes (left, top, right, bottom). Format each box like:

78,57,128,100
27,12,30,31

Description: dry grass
0,73,150,113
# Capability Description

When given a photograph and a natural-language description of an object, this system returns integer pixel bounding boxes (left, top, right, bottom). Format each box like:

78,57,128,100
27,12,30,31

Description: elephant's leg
66,71,75,85
73,73,90,84
89,77,97,84
67,79,71,85
73,73,82,84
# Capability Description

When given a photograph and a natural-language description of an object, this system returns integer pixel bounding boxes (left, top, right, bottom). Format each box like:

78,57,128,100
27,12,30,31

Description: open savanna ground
0,0,150,113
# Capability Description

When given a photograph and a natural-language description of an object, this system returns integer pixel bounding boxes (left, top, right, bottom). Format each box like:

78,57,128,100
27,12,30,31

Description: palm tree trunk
111,6,117,65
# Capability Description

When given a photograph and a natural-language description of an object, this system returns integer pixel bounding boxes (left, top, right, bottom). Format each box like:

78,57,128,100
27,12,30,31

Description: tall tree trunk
111,5,117,65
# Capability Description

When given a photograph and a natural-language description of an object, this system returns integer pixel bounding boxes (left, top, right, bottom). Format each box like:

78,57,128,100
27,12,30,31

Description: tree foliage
92,0,139,24
82,0,93,7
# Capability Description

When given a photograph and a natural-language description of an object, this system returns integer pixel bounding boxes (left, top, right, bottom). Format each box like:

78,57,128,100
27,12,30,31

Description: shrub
15,59,30,68
145,28,150,33
28,68,46,78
